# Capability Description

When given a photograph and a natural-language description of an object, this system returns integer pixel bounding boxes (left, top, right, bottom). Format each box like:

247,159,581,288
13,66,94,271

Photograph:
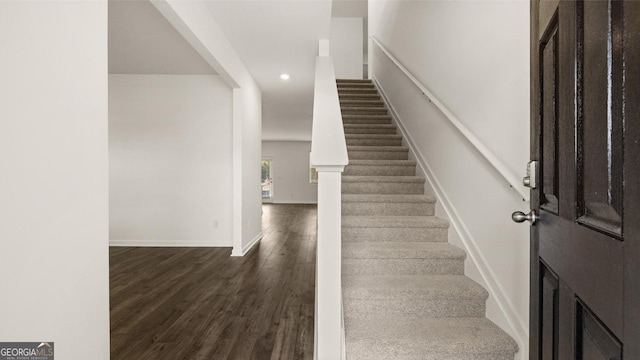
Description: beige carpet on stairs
338,78,519,360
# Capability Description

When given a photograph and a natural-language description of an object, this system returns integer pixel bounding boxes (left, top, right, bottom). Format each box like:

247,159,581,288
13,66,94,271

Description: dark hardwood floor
110,204,317,360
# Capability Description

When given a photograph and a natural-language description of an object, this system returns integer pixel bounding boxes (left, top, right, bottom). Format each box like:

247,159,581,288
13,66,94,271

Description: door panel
540,263,559,359
576,299,622,360
530,0,640,358
576,0,624,236
623,2,640,356
540,18,560,214
539,217,623,338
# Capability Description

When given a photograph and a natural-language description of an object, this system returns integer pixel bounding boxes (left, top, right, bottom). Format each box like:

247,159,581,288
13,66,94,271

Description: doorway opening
262,158,273,202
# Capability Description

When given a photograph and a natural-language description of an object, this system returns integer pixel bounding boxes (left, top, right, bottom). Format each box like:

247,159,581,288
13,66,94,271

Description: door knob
512,210,538,225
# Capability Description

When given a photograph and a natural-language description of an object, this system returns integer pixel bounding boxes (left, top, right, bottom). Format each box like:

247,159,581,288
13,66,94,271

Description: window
261,159,273,200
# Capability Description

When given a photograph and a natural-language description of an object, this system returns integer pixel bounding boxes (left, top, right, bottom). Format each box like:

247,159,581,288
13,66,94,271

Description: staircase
338,79,518,360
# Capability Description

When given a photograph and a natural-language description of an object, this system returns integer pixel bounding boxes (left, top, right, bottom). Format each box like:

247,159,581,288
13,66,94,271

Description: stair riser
342,108,388,116
342,118,392,125
343,165,415,176
339,89,379,95
343,259,463,276
346,138,403,146
342,202,434,216
343,298,486,318
344,127,397,135
343,227,448,242
343,182,424,195
348,151,408,160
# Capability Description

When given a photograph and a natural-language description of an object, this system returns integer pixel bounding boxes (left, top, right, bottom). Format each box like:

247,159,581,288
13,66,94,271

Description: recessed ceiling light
280,74,290,80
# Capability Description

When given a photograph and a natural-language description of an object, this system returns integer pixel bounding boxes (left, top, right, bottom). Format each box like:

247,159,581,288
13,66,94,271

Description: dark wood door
530,0,640,358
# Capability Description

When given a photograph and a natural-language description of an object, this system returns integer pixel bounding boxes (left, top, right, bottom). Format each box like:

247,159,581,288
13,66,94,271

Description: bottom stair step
344,316,519,360
343,274,488,318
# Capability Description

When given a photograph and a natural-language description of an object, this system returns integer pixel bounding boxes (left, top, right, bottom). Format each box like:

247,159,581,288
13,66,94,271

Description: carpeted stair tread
347,145,408,152
338,87,377,92
338,88,379,95
344,316,519,360
337,83,375,88
340,98,382,103
346,137,402,147
342,215,449,228
342,194,435,216
338,86,377,90
344,123,396,128
343,274,488,300
342,178,425,194
339,94,382,101
348,149,409,160
343,242,465,260
340,100,384,107
342,114,391,122
344,164,416,176
342,114,391,118
344,123,396,129
342,175,425,183
337,80,374,85
342,226,448,243
345,134,403,146
345,134,402,140
342,194,434,203
342,242,465,275
343,124,397,134
337,78,518,359
337,79,373,84
342,108,388,116
347,159,416,166
341,106,387,112
342,194,436,216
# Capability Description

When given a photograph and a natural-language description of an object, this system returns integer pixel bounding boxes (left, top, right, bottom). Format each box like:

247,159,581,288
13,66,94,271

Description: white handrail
370,36,529,202
310,57,349,168
311,56,347,360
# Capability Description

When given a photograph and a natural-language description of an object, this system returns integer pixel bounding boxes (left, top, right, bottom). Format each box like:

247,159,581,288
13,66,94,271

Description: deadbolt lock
523,160,538,189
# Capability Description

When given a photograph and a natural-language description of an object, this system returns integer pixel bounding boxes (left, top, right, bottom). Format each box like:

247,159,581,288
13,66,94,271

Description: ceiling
109,0,366,141
205,0,332,141
108,0,216,75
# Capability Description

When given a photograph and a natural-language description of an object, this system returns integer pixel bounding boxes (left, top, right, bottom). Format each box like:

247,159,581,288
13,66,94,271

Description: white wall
109,74,233,246
152,0,263,256
0,1,109,358
369,1,530,358
330,17,364,79
108,0,215,75
263,141,318,204
234,85,263,255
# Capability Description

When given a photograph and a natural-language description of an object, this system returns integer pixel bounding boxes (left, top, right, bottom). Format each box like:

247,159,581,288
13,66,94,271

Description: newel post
315,166,344,360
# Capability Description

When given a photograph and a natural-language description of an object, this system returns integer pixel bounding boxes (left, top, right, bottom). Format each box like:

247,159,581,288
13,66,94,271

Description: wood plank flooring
110,204,317,360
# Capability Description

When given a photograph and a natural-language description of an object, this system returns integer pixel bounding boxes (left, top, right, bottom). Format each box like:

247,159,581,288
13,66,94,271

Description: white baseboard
374,76,528,357
109,239,232,247
231,231,263,257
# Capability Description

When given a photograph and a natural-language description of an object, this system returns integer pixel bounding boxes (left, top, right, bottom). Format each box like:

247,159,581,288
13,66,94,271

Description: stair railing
311,56,348,360
370,36,529,202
